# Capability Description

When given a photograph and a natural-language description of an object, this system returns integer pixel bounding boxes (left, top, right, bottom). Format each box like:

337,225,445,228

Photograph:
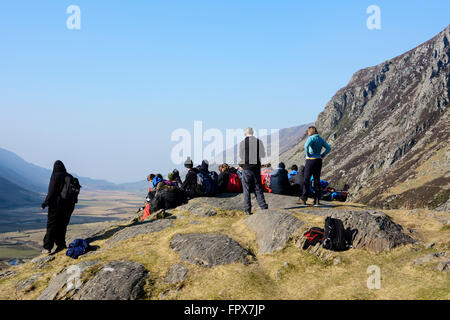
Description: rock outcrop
164,264,189,284
170,233,250,268
329,210,416,252
281,25,450,209
106,219,173,244
75,261,148,300
38,260,101,300
244,210,305,254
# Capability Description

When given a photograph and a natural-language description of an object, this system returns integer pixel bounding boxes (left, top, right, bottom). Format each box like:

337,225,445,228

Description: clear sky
0,1,449,183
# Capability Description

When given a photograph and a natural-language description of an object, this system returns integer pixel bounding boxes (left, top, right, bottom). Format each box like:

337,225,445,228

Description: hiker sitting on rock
289,165,305,197
270,162,292,195
181,157,201,199
218,163,230,193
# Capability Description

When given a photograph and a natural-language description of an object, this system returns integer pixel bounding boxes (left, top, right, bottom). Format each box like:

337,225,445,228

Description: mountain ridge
280,25,450,210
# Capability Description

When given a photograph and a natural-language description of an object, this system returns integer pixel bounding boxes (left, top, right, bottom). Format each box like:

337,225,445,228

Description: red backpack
227,173,242,193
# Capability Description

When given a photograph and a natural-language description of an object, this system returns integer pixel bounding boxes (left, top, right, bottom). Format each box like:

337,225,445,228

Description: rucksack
227,173,242,193
60,174,81,203
302,227,325,250
66,239,90,259
197,171,217,196
150,187,187,212
322,217,348,251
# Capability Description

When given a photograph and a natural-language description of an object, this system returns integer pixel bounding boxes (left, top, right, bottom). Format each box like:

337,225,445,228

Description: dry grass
0,202,449,300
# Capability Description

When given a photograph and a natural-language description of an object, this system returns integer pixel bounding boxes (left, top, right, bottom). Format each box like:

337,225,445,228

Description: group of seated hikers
137,156,348,221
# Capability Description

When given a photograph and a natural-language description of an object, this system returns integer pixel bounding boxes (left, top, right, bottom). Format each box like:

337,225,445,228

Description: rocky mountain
281,25,450,210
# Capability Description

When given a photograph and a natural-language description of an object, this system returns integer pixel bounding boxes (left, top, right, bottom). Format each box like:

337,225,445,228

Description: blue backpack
197,171,218,196
66,239,91,259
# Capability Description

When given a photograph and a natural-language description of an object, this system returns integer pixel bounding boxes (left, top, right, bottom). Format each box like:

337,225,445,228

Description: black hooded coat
42,160,75,250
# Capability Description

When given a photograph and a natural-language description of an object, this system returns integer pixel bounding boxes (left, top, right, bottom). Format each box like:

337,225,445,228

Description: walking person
40,160,78,254
299,126,331,206
239,127,268,215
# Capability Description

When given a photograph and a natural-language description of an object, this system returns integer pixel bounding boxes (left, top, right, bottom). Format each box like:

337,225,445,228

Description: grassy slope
0,202,449,300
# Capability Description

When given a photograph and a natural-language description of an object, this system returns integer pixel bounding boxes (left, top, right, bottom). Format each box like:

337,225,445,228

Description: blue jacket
304,134,331,159
288,170,298,179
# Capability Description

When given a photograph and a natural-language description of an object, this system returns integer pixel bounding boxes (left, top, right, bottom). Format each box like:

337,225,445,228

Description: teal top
304,134,331,159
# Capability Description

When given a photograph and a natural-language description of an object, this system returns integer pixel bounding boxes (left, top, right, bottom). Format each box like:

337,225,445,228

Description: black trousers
242,168,268,212
301,158,323,201
43,202,74,250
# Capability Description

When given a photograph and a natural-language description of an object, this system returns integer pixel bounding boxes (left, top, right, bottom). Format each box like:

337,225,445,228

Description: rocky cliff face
281,25,450,209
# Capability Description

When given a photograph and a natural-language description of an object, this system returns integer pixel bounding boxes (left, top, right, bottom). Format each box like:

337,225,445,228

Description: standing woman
41,160,75,254
299,126,331,206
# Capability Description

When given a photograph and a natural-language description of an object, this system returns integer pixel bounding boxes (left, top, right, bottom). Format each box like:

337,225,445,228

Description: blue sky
0,1,449,183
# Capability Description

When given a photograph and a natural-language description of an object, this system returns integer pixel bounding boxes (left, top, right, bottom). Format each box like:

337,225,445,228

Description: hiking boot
41,249,51,255
297,198,307,206
244,211,252,216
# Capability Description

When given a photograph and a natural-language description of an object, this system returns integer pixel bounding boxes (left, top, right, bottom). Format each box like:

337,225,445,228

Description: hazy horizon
1,1,449,183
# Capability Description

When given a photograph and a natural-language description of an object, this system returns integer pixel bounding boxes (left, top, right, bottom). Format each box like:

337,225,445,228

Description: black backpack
150,188,187,212
60,174,81,203
322,217,348,251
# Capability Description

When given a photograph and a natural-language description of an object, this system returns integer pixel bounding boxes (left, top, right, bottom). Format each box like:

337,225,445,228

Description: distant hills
0,147,147,209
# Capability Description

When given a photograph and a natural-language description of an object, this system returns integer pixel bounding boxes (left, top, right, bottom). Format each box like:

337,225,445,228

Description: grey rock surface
329,210,416,253
413,252,446,266
31,255,55,270
16,274,42,291
177,193,311,214
436,260,450,272
75,261,148,300
164,264,188,283
37,260,101,300
106,219,173,244
170,233,250,268
0,270,17,280
244,210,305,254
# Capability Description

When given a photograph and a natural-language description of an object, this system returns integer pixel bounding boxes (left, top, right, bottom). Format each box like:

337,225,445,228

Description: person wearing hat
181,157,201,199
239,127,268,215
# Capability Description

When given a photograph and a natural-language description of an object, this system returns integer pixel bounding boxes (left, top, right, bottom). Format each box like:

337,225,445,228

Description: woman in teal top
299,126,331,206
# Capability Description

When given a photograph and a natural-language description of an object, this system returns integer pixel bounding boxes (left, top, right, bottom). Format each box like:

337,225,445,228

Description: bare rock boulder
170,233,250,268
244,210,305,254
330,210,416,253
164,264,188,283
38,260,101,300
75,261,148,300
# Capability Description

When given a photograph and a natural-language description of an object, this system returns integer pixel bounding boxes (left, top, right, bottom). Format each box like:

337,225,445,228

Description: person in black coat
270,162,292,195
181,157,200,199
217,164,230,193
40,160,75,254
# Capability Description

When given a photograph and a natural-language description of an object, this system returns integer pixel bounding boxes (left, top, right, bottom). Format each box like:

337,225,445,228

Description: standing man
299,126,331,206
239,127,268,215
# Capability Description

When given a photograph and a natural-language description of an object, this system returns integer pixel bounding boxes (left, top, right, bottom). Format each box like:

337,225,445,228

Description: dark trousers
301,158,323,201
43,203,74,250
242,168,268,212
